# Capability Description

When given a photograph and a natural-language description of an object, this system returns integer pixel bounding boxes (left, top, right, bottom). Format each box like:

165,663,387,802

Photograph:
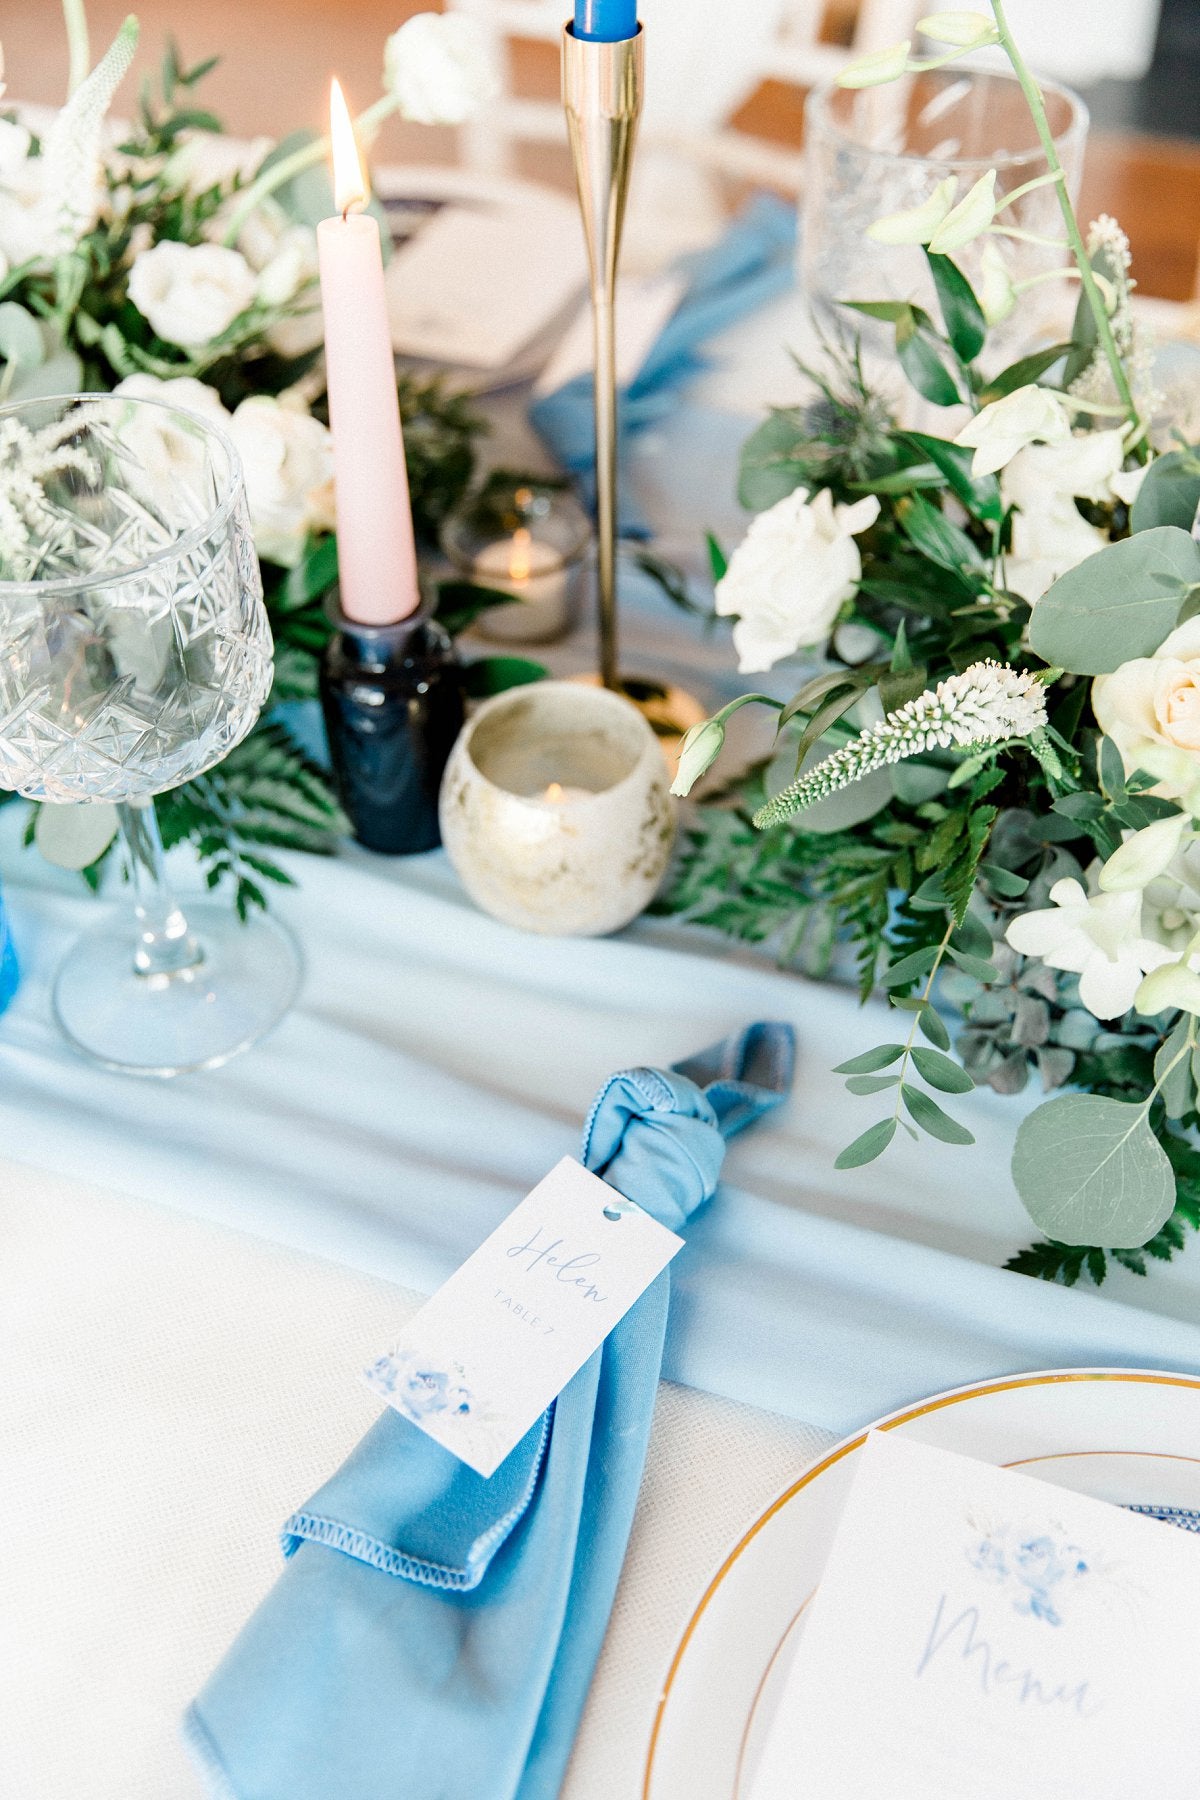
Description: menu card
749,1431,1200,1800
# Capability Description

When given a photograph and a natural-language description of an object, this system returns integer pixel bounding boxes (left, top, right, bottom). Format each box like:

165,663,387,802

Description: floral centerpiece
0,5,520,910
668,6,1200,1284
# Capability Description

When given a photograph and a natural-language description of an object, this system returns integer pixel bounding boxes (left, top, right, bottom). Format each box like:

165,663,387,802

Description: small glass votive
440,477,590,646
439,680,674,937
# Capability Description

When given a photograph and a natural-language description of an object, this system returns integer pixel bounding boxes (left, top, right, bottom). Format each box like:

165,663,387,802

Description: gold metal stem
561,24,644,693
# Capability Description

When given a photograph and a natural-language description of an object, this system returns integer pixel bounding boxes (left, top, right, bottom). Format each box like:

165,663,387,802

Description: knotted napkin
529,195,796,537
185,1021,794,1800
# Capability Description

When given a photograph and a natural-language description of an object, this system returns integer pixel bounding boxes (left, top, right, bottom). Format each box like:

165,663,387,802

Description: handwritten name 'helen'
506,1229,607,1303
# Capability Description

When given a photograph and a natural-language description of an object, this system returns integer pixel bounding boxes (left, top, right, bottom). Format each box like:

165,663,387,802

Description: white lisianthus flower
916,11,997,45
128,240,258,350
1099,814,1189,894
1136,959,1200,1017
977,241,1016,325
715,487,880,673
1093,617,1200,812
1111,463,1150,508
867,177,956,246
927,170,997,255
1005,877,1175,1020
671,716,726,798
113,373,234,506
955,384,1072,477
384,13,498,125
1000,428,1127,603
836,39,911,88
229,395,334,568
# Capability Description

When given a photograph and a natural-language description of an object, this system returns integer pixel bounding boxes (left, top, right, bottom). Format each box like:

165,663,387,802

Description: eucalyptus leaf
846,1073,901,1095
1012,1094,1176,1246
834,1117,897,1169
1131,448,1200,536
34,801,119,870
911,1045,974,1092
902,1085,974,1143
1155,1017,1195,1121
884,944,939,987
834,1043,906,1074
917,1005,951,1050
1028,527,1200,674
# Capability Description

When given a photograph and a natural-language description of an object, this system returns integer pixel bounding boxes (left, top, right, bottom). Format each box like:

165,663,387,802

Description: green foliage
1012,1093,1177,1247
1028,527,1200,675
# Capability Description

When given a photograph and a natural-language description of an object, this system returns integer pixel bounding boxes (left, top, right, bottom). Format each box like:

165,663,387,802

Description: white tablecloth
0,1155,830,1800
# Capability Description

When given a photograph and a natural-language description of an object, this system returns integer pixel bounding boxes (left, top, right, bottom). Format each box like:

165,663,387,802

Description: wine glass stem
117,800,203,979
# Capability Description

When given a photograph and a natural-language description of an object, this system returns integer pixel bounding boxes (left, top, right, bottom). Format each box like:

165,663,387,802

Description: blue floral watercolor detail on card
365,1350,473,1423
966,1525,1089,1627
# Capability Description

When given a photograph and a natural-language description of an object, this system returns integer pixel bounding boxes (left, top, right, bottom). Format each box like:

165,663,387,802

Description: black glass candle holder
320,601,465,855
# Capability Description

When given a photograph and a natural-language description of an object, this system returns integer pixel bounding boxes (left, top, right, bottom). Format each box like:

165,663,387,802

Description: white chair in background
449,0,923,191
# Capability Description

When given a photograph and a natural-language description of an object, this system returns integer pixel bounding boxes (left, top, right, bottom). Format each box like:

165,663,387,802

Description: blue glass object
572,0,638,41
0,881,18,1017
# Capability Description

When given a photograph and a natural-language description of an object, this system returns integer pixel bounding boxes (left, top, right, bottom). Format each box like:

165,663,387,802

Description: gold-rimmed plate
642,1369,1200,1800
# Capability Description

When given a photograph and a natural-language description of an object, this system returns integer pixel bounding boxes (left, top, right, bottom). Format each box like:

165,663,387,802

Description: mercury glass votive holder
438,680,674,937
441,478,590,646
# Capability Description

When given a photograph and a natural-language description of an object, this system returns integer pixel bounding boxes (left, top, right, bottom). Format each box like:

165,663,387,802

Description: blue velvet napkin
529,195,796,537
185,1021,795,1800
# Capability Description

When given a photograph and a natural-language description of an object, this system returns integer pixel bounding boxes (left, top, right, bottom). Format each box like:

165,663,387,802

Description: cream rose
714,486,880,673
127,239,258,350
1093,616,1200,812
228,395,334,567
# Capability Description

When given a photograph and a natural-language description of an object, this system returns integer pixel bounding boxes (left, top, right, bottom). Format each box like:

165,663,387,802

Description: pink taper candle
316,79,420,625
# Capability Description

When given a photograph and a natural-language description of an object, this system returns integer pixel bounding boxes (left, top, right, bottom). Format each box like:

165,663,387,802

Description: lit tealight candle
439,681,674,936
542,780,590,806
316,78,420,626
472,526,571,645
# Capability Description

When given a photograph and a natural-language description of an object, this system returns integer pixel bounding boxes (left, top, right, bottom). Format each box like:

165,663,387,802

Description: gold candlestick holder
561,22,641,693
560,20,704,759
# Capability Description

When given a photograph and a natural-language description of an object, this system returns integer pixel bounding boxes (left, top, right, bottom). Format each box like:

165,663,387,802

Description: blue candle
573,0,638,41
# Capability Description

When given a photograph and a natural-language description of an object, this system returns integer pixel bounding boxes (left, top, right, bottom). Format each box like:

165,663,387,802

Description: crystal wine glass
0,392,300,1075
803,66,1089,361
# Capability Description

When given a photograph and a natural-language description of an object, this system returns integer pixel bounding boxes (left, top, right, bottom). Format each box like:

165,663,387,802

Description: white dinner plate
643,1368,1200,1800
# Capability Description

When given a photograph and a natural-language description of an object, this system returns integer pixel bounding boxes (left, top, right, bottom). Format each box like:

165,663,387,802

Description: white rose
714,486,881,673
228,202,322,358
229,395,334,567
1093,616,1200,812
127,239,258,350
384,13,498,126
0,132,59,268
113,373,234,505
1000,429,1126,604
955,384,1072,477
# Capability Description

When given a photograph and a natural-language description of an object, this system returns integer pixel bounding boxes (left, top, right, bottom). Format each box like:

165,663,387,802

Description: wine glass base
52,904,302,1078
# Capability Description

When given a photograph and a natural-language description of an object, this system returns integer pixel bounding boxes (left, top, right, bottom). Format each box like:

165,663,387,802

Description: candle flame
329,77,367,215
544,782,566,804
509,526,533,583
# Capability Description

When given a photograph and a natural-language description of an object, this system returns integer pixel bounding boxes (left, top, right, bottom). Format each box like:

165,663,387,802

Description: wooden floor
6,0,1200,299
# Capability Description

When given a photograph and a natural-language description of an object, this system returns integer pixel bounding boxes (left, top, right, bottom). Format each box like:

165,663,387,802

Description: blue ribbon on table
529,194,797,538
185,1021,795,1800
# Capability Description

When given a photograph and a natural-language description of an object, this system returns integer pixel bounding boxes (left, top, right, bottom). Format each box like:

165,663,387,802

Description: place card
749,1431,1200,1800
364,1157,682,1477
